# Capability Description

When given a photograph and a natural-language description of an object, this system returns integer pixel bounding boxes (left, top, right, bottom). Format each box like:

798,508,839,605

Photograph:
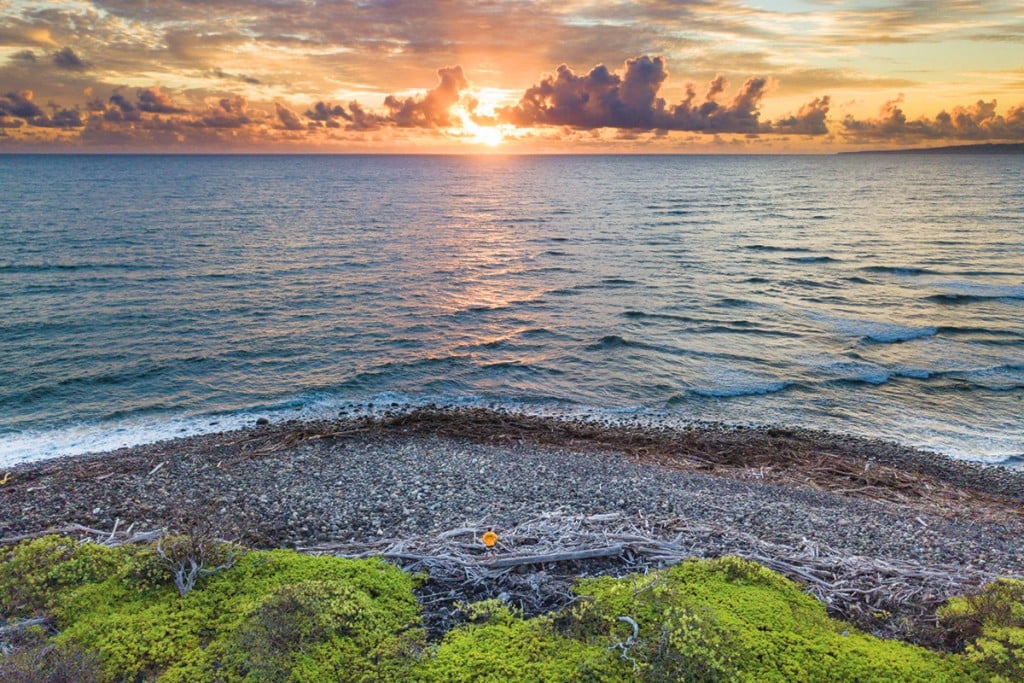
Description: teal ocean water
1,154,1021,466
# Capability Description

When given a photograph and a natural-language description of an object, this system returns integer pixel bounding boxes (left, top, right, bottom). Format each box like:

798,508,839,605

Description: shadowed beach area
3,408,1022,645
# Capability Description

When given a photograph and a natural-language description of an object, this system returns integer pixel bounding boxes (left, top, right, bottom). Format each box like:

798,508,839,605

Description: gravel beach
2,409,1022,642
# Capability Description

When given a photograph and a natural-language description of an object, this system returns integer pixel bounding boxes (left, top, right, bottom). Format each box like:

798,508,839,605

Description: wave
828,373,891,387
926,291,1024,305
586,334,632,350
956,364,1024,391
742,245,813,252
894,368,932,380
785,256,840,264
684,381,795,399
937,325,1022,339
860,265,937,276
714,298,763,309
480,360,566,376
862,325,938,343
620,310,700,324
819,315,939,343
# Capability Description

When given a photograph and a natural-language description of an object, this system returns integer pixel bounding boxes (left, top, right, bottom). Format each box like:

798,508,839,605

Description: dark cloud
771,96,831,135
306,101,348,122
496,56,806,135
35,108,84,128
842,96,1024,141
295,66,468,131
208,67,260,85
0,91,44,119
10,50,37,65
53,47,87,70
275,102,304,130
383,65,468,128
196,96,253,128
137,87,187,114
105,93,141,122
344,101,385,131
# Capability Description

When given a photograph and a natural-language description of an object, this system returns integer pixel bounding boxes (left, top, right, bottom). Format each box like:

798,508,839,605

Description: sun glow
467,122,506,146
451,104,508,147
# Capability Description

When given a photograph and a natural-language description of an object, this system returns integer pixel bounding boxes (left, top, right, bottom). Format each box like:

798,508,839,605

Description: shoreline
5,398,1022,471
3,407,1023,643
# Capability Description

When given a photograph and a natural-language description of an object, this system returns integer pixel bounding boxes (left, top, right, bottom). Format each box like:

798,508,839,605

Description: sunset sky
1,0,1022,152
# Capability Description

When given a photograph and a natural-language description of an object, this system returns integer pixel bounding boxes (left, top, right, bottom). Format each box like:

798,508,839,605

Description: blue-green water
1,154,1022,466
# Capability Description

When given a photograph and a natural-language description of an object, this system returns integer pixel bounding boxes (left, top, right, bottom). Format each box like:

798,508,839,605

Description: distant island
840,142,1024,155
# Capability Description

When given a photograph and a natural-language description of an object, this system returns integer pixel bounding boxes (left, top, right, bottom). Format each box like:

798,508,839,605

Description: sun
469,124,505,147
450,103,508,147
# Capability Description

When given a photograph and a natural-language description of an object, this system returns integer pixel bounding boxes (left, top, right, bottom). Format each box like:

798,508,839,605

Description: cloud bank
1,54,1022,150
843,96,1024,141
495,56,829,135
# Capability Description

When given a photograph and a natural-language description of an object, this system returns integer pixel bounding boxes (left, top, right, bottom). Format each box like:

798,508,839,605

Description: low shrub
0,538,423,681
419,556,970,682
0,538,1001,682
938,578,1024,681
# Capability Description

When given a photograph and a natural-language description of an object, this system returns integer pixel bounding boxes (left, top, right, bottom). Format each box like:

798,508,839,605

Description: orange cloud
843,96,1024,141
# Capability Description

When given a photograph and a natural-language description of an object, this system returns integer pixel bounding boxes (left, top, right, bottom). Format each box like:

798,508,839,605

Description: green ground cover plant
1,536,1015,681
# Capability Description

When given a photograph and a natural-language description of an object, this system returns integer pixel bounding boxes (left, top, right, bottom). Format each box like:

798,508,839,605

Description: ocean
1,154,1021,467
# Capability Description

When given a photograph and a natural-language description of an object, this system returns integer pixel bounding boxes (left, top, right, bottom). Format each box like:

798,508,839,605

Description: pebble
1,423,1022,581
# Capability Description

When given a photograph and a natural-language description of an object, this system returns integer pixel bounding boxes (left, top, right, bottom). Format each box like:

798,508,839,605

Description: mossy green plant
1,538,424,681
419,556,975,682
938,577,1024,681
0,535,128,617
0,537,1003,682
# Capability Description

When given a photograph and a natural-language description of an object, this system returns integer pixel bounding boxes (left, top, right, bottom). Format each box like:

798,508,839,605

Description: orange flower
481,530,498,548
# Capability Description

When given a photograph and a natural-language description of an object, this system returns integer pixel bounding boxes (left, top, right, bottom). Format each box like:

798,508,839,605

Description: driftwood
4,511,1016,649
487,545,624,568
303,510,1018,645
0,521,162,547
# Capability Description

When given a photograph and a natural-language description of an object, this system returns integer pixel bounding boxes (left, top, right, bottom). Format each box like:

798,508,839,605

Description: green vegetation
1,536,423,681
938,578,1024,682
1,536,1017,681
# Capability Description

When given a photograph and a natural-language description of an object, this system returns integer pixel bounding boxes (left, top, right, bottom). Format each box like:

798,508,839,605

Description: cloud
274,102,304,130
298,66,468,131
842,96,1024,141
771,96,831,135
496,56,827,135
305,101,347,122
10,50,37,65
343,101,386,131
0,91,44,119
105,93,141,122
196,96,254,128
31,108,84,128
208,67,260,85
53,46,87,70
1,91,85,128
383,65,468,128
137,87,188,114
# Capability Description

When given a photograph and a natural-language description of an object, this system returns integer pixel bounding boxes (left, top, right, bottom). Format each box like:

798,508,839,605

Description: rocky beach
3,408,1022,645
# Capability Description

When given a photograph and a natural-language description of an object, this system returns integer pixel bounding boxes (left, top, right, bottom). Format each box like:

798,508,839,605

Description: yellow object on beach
481,530,498,548
0,472,9,485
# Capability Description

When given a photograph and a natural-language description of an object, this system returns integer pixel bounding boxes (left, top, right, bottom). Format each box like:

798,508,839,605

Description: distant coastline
840,142,1024,155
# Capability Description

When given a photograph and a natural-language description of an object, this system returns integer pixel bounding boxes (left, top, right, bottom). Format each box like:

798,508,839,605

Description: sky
1,0,1022,153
